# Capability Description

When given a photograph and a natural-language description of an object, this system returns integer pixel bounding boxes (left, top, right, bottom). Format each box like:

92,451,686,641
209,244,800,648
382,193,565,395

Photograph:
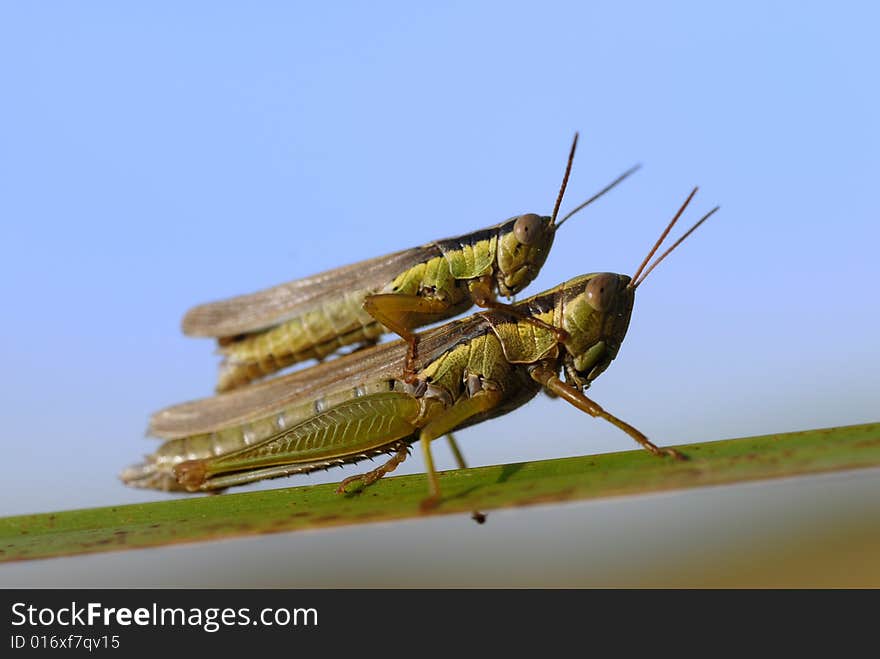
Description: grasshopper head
558,273,635,389
560,190,720,389
493,133,639,298
495,213,556,297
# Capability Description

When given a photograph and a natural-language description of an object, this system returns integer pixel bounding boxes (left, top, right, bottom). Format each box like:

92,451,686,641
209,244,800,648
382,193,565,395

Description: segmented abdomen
216,290,385,391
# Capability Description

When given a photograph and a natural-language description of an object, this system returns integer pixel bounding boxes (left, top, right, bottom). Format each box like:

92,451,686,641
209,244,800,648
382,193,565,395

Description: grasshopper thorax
558,272,635,389
495,214,556,297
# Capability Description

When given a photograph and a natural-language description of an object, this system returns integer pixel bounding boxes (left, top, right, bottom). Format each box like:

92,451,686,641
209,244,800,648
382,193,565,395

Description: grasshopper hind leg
335,433,487,523
336,443,411,494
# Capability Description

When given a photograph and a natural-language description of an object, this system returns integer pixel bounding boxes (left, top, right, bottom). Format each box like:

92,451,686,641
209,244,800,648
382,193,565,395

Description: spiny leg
336,444,411,494
363,293,451,382
531,365,686,460
445,433,487,524
419,387,504,511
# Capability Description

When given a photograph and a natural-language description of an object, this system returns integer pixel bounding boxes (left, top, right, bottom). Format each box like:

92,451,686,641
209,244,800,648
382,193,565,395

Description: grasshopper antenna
550,132,579,225
631,187,698,287
633,206,719,288
555,163,642,229
630,187,719,289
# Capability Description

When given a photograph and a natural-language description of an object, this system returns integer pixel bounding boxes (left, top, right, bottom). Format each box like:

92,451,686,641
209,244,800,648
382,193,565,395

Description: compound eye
513,214,545,245
585,273,618,312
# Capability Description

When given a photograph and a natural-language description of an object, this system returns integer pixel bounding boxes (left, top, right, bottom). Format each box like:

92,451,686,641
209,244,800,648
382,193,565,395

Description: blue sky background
1,3,878,585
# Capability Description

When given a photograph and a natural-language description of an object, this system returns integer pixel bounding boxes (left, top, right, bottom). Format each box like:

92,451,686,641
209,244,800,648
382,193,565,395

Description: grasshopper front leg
468,276,569,343
530,365,686,461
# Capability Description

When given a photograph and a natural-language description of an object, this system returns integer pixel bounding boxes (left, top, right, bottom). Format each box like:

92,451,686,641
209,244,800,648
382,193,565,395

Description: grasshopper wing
150,340,408,439
181,245,438,338
151,312,491,439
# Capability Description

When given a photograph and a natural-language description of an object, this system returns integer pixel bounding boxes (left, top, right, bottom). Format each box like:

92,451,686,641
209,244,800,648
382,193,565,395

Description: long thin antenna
632,205,720,289
550,132,579,225
629,187,698,288
555,163,642,229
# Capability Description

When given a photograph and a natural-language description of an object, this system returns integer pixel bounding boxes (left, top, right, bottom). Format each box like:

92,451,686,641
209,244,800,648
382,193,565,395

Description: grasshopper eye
513,214,545,245
585,273,618,312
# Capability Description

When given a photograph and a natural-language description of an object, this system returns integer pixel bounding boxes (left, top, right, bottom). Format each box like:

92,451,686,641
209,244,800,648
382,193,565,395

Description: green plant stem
1,422,878,563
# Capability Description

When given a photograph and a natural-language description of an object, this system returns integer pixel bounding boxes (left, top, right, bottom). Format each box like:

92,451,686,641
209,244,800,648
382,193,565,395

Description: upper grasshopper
123,189,718,510
182,134,639,391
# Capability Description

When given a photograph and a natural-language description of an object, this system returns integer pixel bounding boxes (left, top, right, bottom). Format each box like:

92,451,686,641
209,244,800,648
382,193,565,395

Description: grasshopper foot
645,445,687,461
336,474,367,494
663,447,688,461
419,495,440,512
336,445,410,495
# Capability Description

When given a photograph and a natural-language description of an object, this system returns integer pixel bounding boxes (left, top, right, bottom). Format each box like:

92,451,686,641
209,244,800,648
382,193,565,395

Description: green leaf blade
1,422,878,563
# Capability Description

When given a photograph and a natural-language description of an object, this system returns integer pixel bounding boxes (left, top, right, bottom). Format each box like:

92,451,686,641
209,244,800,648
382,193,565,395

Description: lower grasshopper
182,133,639,391
122,190,718,509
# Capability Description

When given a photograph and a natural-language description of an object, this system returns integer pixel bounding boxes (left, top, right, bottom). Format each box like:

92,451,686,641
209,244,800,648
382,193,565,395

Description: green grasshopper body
125,272,633,492
182,135,638,391
122,189,717,507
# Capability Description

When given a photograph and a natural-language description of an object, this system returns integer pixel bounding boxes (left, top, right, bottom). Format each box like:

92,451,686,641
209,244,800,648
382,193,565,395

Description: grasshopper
122,189,718,510
182,133,639,391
